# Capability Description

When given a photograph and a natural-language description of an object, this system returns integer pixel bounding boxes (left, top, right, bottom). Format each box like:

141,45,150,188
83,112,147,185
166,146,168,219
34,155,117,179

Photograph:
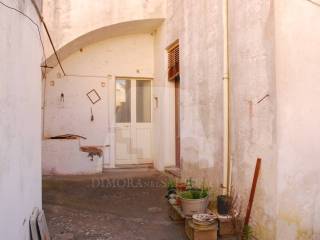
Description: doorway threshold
104,163,154,172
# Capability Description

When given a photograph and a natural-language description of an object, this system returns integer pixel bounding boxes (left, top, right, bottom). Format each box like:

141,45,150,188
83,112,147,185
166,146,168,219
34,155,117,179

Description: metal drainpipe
223,0,232,196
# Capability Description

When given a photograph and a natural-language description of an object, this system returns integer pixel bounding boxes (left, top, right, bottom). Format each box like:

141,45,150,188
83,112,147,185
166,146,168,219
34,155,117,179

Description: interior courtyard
1,0,320,239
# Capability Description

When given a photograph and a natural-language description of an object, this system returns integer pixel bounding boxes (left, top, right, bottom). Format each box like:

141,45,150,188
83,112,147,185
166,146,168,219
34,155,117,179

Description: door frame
113,76,153,166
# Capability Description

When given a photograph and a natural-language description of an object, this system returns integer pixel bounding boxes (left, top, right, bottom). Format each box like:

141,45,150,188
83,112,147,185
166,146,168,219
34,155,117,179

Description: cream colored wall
165,0,224,187
43,33,154,171
275,0,320,238
0,0,42,239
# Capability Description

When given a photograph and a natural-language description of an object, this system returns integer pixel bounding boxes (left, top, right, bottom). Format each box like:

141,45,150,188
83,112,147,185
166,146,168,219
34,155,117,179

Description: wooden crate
185,219,218,240
218,216,237,237
168,204,185,222
209,209,237,238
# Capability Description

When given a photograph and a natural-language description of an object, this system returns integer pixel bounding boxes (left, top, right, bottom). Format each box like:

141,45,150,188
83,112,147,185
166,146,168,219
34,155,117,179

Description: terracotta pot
176,196,182,206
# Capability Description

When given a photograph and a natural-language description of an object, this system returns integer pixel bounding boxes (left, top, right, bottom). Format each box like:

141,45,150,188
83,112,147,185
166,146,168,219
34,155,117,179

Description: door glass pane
116,79,131,123
136,80,151,123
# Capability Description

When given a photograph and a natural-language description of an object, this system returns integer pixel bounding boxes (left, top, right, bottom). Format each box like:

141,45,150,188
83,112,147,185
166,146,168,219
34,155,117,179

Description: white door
115,78,152,165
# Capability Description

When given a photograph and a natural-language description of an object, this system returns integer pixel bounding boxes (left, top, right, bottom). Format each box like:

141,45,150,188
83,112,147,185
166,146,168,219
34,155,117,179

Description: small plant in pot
166,179,176,199
217,195,232,215
166,179,176,192
179,179,209,216
217,184,232,215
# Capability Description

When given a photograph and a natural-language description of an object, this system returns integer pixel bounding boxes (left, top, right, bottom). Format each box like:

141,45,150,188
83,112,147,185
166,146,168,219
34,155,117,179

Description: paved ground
43,169,187,240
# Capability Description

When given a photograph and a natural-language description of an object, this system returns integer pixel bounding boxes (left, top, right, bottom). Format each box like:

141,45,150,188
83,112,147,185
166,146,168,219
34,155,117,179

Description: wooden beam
244,158,262,225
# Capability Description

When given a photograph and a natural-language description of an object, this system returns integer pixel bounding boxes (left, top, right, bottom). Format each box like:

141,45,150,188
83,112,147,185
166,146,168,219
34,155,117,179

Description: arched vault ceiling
45,18,164,68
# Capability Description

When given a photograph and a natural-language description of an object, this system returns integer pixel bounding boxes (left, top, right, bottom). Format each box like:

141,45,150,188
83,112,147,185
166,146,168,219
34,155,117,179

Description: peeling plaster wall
42,0,165,58
0,0,42,239
229,1,277,238
166,0,224,187
230,0,320,239
43,33,154,172
275,0,320,239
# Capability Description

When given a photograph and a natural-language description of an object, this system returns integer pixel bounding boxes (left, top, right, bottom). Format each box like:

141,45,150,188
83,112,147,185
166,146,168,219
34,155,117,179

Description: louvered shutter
168,44,180,81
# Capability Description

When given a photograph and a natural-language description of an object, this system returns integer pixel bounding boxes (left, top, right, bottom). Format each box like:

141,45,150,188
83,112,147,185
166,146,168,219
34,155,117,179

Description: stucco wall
229,0,277,238
0,0,42,239
275,0,320,238
43,33,154,171
230,0,320,239
166,0,224,187
43,139,103,175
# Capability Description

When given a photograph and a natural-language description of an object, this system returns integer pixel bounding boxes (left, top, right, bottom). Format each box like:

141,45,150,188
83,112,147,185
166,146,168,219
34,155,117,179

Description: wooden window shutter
168,43,180,81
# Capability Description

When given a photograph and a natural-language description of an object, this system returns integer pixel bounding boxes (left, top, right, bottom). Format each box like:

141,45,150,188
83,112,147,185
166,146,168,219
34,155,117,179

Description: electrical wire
305,0,320,7
30,0,66,76
0,0,48,69
0,0,67,77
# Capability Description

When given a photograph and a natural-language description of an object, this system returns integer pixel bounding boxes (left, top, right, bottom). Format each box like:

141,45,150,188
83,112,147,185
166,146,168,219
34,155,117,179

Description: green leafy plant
180,189,208,199
167,179,176,190
186,178,195,190
179,188,208,199
242,224,254,240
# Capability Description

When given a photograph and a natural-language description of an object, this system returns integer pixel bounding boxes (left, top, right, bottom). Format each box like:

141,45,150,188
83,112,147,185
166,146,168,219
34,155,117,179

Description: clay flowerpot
176,196,182,206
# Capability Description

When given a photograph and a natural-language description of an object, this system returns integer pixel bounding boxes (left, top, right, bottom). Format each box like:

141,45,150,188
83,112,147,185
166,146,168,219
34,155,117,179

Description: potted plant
166,179,176,192
217,195,232,215
166,179,176,198
179,180,209,216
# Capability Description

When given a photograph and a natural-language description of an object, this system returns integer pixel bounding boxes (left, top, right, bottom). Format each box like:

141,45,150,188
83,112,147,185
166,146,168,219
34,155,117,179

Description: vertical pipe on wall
41,73,47,139
223,0,231,195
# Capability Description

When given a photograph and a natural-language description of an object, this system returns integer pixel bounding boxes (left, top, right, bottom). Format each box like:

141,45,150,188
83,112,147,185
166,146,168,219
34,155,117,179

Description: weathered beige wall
166,0,224,188
275,0,320,239
229,0,277,238
0,0,42,239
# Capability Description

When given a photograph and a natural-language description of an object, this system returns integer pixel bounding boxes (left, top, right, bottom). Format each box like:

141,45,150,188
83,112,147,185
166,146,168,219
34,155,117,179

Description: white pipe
223,0,231,195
